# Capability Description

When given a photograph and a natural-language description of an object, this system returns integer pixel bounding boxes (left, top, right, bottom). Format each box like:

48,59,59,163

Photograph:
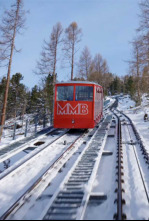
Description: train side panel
94,85,103,125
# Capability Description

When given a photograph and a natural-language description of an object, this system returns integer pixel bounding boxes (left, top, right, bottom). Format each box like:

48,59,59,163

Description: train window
75,86,93,101
57,86,74,101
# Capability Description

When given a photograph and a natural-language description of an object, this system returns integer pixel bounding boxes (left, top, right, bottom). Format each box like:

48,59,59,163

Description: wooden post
35,115,38,134
13,122,17,140
25,119,28,137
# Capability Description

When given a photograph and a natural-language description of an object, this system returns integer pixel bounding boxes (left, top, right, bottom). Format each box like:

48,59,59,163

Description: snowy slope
118,94,149,152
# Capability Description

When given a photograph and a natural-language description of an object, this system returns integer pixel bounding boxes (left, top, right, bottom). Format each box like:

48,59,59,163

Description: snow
104,96,115,110
0,129,66,176
10,133,91,220
84,119,117,220
0,94,149,220
118,95,136,111
0,114,51,147
121,117,149,219
116,94,149,219
0,97,113,147
0,131,81,217
118,94,149,152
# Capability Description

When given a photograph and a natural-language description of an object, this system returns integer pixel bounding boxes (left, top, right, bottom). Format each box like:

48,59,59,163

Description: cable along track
113,112,125,220
41,115,112,220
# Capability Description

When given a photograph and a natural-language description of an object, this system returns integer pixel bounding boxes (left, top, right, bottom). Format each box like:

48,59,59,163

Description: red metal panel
94,85,103,125
54,101,94,128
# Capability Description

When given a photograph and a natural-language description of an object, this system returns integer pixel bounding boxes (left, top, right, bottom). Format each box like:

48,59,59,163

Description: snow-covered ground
84,120,117,220
0,97,113,148
1,94,149,220
118,95,136,111
0,114,51,148
118,94,149,152
104,96,115,110
121,116,149,219
0,131,81,218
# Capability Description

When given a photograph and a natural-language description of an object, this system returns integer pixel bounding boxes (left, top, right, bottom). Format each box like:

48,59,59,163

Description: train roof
56,81,102,87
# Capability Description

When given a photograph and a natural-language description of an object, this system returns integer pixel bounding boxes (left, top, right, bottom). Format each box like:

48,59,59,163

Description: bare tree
0,42,5,65
77,46,92,79
129,38,144,104
89,54,108,81
0,0,26,140
92,54,106,74
88,53,110,91
138,0,149,32
141,66,149,93
137,0,149,69
48,22,63,97
101,60,110,91
136,0,149,96
36,22,63,113
63,22,82,80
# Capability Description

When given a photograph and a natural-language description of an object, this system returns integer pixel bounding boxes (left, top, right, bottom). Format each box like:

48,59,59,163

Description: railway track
0,128,68,179
2,98,149,220
40,115,112,220
0,126,55,157
0,129,86,220
113,112,125,220
114,110,149,220
1,115,113,220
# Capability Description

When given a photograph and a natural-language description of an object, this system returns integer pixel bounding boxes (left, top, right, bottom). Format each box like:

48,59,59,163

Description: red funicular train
54,82,103,129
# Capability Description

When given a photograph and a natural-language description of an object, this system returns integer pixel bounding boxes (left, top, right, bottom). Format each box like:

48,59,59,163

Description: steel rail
40,116,112,221
122,112,149,205
0,129,68,180
117,115,123,220
1,101,116,220
0,131,85,220
115,109,149,219
0,126,54,158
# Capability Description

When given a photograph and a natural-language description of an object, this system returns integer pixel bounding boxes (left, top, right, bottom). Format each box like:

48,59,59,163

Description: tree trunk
137,48,141,105
52,44,57,119
0,50,14,139
71,42,74,80
21,100,27,127
0,1,20,140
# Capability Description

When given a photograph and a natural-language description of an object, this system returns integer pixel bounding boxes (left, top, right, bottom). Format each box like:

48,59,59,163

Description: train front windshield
57,86,74,101
75,86,93,101
57,85,93,102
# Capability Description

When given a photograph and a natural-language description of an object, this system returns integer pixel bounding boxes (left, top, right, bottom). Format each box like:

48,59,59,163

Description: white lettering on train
57,103,88,115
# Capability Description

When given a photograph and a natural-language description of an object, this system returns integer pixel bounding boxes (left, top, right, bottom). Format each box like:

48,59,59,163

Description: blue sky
0,0,140,89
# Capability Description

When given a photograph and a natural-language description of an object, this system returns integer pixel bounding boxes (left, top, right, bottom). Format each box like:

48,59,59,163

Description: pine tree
124,76,136,97
7,73,27,119
0,77,6,110
110,77,122,95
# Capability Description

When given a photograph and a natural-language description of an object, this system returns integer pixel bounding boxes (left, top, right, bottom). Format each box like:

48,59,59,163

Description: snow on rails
0,114,113,220
114,110,149,220
0,129,85,220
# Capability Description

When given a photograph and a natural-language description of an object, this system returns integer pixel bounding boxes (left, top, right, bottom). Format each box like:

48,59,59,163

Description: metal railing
0,113,53,141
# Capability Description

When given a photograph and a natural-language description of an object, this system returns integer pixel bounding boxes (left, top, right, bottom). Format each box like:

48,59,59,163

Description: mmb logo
57,103,88,115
